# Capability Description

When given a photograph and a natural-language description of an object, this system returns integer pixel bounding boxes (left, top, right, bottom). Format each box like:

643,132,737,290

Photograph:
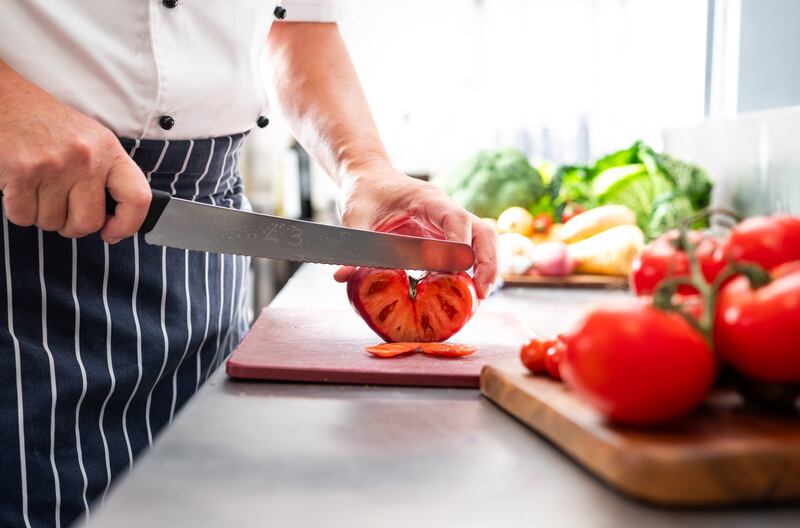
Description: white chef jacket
0,0,337,140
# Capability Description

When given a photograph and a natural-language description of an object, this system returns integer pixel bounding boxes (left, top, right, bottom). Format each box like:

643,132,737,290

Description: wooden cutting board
502,273,628,289
481,360,800,506
226,308,529,388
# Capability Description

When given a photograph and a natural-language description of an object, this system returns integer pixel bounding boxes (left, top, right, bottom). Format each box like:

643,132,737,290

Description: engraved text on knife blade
226,223,304,247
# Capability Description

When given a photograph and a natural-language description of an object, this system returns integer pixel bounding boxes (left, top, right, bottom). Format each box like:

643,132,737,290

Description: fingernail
106,237,121,245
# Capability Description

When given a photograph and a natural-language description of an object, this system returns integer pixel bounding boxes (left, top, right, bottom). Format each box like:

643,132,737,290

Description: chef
0,0,496,526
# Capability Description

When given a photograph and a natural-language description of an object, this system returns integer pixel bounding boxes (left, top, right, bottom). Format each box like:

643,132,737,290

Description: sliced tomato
365,342,477,358
365,342,421,358
348,268,477,342
418,343,477,357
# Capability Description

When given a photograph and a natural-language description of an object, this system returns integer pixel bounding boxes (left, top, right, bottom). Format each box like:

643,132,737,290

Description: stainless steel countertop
87,264,800,527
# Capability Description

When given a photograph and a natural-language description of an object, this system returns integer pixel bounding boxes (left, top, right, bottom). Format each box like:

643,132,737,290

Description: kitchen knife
105,190,476,272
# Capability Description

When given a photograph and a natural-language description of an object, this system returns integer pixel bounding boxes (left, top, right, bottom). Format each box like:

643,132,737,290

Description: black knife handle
105,189,171,233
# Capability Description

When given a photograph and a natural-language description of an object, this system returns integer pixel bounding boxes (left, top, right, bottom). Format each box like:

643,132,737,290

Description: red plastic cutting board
226,308,529,388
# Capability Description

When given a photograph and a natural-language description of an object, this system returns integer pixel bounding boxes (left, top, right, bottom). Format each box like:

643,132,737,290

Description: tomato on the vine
347,268,477,342
630,230,726,296
561,298,716,426
725,215,800,270
714,261,800,383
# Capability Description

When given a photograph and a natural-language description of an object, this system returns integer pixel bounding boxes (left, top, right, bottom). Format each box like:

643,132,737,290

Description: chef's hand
332,161,498,299
0,59,151,243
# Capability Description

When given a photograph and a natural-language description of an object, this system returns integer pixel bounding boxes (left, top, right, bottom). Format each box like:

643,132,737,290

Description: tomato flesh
348,268,477,342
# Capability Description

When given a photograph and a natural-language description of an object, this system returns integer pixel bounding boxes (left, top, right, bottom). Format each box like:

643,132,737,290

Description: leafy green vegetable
591,164,673,236
444,149,545,219
556,141,713,239
445,141,712,239
653,152,713,210
648,193,696,238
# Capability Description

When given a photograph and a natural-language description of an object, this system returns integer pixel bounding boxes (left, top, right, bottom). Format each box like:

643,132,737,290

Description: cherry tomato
630,229,726,296
561,203,585,224
532,212,554,234
725,215,800,270
520,337,554,375
714,261,800,383
544,340,566,381
347,269,478,342
561,298,716,426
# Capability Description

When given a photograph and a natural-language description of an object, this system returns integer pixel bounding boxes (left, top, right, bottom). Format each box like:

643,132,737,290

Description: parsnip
567,225,645,276
559,204,637,243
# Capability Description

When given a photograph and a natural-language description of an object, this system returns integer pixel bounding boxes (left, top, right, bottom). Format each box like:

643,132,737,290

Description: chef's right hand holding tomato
333,162,498,299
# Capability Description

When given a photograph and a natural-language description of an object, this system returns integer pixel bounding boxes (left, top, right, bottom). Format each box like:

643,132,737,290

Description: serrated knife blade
107,190,475,272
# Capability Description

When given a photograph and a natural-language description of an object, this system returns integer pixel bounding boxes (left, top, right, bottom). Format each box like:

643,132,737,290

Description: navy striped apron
0,134,251,527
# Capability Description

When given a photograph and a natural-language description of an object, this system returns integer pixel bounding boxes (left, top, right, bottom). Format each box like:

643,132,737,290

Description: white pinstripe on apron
0,134,251,527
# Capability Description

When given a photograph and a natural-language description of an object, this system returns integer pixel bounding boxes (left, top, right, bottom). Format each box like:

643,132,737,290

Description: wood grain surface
502,273,629,289
481,359,800,506
226,308,530,388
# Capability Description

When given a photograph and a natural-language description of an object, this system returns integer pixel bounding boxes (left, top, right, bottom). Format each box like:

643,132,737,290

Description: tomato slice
365,342,477,358
418,343,478,357
365,342,420,358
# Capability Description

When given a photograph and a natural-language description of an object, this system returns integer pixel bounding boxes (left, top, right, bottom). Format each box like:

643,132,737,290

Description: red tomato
561,299,716,426
347,268,478,342
725,215,800,270
630,230,726,296
714,261,800,383
544,340,565,381
533,213,554,234
561,203,585,224
520,337,554,375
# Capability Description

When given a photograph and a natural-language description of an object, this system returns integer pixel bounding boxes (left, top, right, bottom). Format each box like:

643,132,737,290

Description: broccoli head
444,149,545,219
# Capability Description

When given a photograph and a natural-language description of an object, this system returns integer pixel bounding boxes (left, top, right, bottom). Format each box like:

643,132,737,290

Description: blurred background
241,0,800,308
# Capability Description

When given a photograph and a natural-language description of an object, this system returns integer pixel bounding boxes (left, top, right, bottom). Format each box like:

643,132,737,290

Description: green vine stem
652,211,770,348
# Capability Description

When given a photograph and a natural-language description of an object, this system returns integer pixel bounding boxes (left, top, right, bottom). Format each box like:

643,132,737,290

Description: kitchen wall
737,0,800,112
664,105,800,217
